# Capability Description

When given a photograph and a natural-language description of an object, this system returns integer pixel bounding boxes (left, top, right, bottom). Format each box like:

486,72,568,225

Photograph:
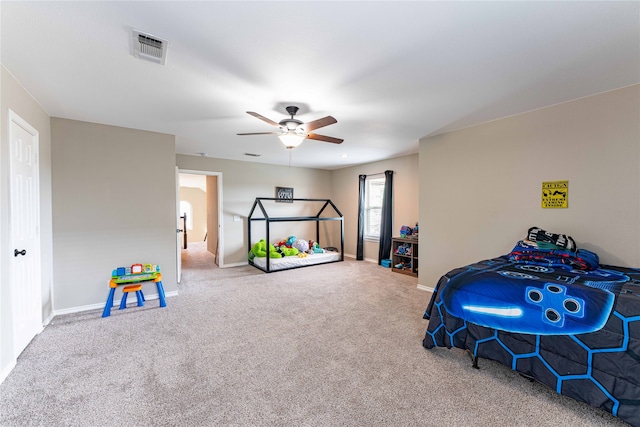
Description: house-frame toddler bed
247,197,344,273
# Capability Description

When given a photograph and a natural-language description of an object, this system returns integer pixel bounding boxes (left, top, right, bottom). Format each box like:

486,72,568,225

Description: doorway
178,170,223,276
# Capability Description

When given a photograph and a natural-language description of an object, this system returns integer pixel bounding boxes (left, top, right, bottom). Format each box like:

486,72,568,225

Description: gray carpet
0,243,628,426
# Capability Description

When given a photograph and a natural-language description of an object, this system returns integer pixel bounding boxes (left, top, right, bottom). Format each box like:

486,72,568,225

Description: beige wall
51,118,177,311
5,55,635,384
179,187,207,243
419,85,640,288
176,155,334,265
0,66,54,380
331,154,419,262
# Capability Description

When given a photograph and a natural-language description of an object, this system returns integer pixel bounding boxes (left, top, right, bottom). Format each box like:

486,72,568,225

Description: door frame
175,166,182,283
8,109,43,358
177,169,224,267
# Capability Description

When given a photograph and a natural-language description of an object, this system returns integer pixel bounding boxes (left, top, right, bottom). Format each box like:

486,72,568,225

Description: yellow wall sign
542,180,568,208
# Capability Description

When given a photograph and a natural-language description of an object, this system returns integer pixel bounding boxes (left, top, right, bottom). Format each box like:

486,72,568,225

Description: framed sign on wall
276,186,294,203
542,180,568,208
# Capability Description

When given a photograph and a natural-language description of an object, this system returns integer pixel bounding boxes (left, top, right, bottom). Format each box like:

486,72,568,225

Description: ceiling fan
237,106,343,149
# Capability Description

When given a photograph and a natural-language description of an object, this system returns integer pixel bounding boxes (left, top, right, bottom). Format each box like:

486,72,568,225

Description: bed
422,233,640,426
247,197,344,273
251,250,342,271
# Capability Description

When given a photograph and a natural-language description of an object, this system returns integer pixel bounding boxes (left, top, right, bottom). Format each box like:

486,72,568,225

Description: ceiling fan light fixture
240,106,341,148
278,131,305,149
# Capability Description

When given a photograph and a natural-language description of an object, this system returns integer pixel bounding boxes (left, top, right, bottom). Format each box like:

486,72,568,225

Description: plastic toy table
102,266,167,317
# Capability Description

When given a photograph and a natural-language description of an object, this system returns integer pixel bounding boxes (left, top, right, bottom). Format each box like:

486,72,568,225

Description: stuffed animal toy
280,246,299,257
273,245,284,257
306,240,323,254
251,240,266,257
292,239,309,253
286,236,297,247
252,239,282,258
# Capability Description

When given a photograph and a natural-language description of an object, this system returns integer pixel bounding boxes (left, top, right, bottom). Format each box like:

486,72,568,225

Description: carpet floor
0,243,629,426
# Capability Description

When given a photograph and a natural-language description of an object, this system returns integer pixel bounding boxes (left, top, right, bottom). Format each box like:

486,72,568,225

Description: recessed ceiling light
244,153,261,157
341,154,348,158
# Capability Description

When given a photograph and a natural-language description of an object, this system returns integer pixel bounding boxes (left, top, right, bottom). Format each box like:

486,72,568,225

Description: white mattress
251,251,341,271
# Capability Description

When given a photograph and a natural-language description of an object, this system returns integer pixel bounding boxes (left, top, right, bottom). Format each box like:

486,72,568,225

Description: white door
176,167,182,283
9,110,42,357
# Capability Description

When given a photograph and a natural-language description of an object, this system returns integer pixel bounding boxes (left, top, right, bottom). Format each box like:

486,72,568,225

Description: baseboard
220,261,249,268
416,284,434,292
343,253,376,263
53,290,179,317
43,312,55,327
0,359,17,385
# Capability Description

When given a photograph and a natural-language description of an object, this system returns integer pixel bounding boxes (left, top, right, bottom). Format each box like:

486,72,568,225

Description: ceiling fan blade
303,116,337,132
237,132,281,136
307,133,343,144
246,111,280,127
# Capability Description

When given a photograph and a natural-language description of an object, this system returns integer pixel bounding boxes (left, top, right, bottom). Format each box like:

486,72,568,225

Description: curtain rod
365,171,393,177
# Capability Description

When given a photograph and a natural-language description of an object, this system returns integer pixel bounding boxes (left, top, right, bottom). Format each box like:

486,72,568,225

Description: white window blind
365,177,385,239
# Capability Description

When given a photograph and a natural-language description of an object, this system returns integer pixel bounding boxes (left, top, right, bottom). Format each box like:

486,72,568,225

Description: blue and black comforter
423,242,640,426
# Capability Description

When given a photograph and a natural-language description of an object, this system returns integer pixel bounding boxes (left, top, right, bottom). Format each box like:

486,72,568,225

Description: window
179,201,193,230
364,177,385,240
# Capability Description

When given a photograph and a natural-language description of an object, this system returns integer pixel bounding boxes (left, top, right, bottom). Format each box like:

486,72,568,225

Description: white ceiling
2,1,638,170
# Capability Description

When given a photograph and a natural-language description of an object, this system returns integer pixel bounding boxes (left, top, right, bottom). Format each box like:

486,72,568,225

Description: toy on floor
103,263,166,318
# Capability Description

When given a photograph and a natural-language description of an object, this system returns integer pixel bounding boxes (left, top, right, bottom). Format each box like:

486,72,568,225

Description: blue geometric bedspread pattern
423,256,640,427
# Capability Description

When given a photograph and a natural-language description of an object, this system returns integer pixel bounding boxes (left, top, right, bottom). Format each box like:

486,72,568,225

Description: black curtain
377,170,393,265
356,174,366,260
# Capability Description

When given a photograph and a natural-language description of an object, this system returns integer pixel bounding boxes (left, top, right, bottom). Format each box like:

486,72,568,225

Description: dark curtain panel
356,174,366,260
378,170,393,264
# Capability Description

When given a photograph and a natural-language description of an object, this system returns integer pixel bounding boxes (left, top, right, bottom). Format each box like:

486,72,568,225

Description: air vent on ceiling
132,29,168,65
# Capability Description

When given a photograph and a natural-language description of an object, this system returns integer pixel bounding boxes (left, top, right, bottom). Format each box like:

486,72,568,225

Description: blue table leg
102,288,116,318
119,291,128,310
136,290,145,307
156,281,167,307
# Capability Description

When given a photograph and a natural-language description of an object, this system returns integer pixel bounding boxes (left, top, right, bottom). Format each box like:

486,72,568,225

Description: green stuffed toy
280,246,299,257
251,239,282,258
